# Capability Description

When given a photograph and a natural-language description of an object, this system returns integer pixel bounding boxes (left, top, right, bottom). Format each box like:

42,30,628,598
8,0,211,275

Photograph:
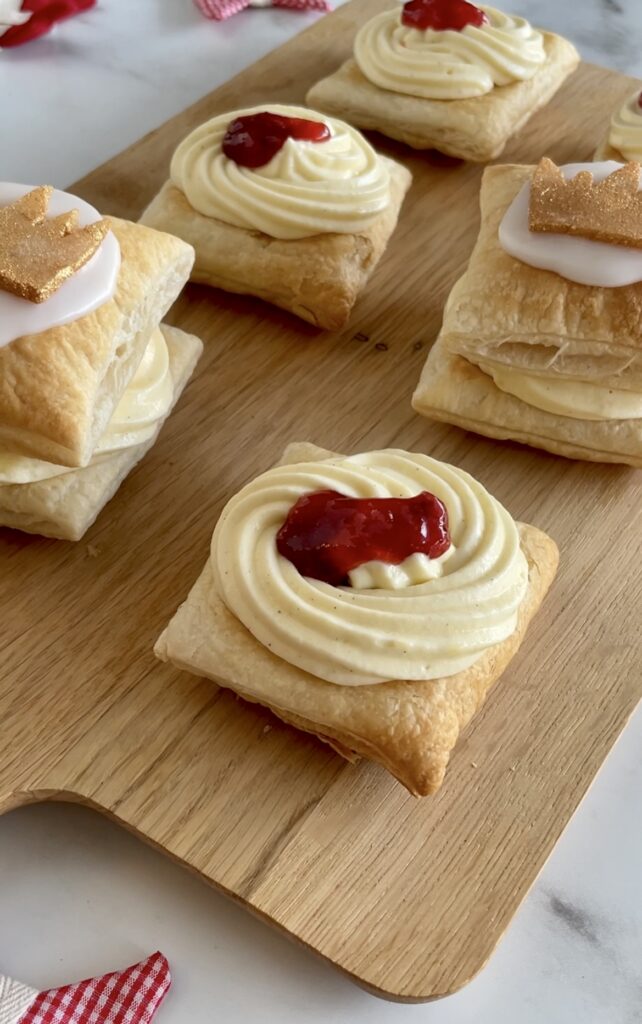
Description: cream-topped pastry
212,449,528,686
141,104,412,330
0,328,174,483
607,90,642,163
0,183,200,539
306,0,578,162
413,160,642,467
354,4,546,101
170,104,391,240
155,441,558,796
0,183,120,348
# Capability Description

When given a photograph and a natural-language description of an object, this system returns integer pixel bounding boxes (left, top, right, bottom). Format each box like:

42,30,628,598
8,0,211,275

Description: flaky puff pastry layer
154,442,558,797
0,325,202,541
439,163,642,391
139,158,411,331
412,333,642,467
0,219,194,468
306,33,578,162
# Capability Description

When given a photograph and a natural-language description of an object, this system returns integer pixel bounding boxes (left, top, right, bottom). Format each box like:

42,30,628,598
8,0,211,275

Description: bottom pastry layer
412,335,642,468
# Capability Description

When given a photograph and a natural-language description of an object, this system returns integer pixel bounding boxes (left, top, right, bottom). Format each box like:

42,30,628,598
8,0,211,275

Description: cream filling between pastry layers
608,90,642,162
478,360,642,421
211,449,528,686
353,5,546,101
170,104,391,240
0,328,173,484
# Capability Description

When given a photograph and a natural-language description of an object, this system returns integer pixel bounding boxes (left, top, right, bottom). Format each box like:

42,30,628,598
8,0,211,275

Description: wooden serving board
2,0,641,1001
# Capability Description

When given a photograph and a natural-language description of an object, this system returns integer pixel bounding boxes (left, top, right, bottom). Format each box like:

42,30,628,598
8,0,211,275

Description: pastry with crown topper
306,0,579,162
0,182,203,540
413,159,642,466
155,441,557,796
139,104,412,331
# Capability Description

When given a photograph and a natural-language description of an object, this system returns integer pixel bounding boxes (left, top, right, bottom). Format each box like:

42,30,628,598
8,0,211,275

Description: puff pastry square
411,162,642,465
0,219,194,468
154,442,558,797
306,33,578,162
139,159,412,331
0,325,203,541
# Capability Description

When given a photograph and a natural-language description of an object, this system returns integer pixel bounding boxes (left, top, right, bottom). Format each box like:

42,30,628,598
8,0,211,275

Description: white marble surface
1,2,641,1022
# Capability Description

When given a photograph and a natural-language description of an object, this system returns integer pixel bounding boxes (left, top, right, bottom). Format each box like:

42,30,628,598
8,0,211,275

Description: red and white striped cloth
194,0,331,22
0,953,170,1024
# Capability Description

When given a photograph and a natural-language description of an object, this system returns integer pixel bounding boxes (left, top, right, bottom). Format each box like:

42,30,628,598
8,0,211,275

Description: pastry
155,442,558,796
0,325,202,540
0,184,194,467
140,105,412,330
306,0,579,162
0,183,202,539
595,87,642,162
412,160,642,466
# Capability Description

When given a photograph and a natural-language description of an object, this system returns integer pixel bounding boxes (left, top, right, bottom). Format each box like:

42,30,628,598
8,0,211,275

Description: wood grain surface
2,0,641,1001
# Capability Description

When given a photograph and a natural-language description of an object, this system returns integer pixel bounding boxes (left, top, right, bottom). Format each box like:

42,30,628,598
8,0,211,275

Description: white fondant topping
0,182,120,348
498,161,642,288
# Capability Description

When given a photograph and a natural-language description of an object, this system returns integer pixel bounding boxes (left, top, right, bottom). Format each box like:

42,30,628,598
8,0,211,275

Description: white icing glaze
498,161,642,287
0,182,120,348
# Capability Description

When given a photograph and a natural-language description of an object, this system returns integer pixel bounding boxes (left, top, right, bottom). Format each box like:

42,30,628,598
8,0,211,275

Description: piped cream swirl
212,450,528,686
170,104,391,240
0,328,173,484
608,90,642,162
354,5,546,101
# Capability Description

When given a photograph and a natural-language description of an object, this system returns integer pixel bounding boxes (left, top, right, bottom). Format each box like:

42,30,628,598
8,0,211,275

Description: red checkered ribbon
16,953,170,1024
194,0,331,21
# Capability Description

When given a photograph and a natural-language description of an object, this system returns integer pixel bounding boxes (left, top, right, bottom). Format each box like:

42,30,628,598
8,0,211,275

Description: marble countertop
1,2,641,1023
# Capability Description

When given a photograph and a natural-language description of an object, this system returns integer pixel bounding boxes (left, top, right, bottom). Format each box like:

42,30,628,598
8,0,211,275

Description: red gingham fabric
17,953,170,1024
194,0,331,21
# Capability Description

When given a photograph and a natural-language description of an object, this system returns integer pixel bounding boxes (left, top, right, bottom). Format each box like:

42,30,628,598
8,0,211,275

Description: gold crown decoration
0,186,110,303
528,157,642,249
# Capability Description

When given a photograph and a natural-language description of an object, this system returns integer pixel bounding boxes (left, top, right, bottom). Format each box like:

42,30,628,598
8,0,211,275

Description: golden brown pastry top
0,218,194,466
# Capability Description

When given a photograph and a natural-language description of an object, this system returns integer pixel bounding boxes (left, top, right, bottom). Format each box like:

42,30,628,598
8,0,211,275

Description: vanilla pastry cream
212,450,528,686
499,161,642,287
353,5,546,101
348,547,455,589
0,328,173,484
0,182,120,349
608,90,642,162
479,361,642,421
170,104,391,240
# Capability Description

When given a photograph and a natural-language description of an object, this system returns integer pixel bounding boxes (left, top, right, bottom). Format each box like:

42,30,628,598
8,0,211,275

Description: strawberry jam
402,0,488,31
222,112,331,169
276,489,450,586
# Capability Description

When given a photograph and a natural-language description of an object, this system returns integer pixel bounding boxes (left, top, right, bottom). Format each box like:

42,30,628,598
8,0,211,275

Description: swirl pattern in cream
354,5,546,101
0,328,173,484
608,90,642,162
170,104,391,240
212,450,528,686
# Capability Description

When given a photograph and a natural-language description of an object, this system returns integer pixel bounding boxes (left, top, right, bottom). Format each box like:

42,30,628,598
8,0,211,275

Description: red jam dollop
402,0,488,32
276,489,451,586
222,112,331,169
